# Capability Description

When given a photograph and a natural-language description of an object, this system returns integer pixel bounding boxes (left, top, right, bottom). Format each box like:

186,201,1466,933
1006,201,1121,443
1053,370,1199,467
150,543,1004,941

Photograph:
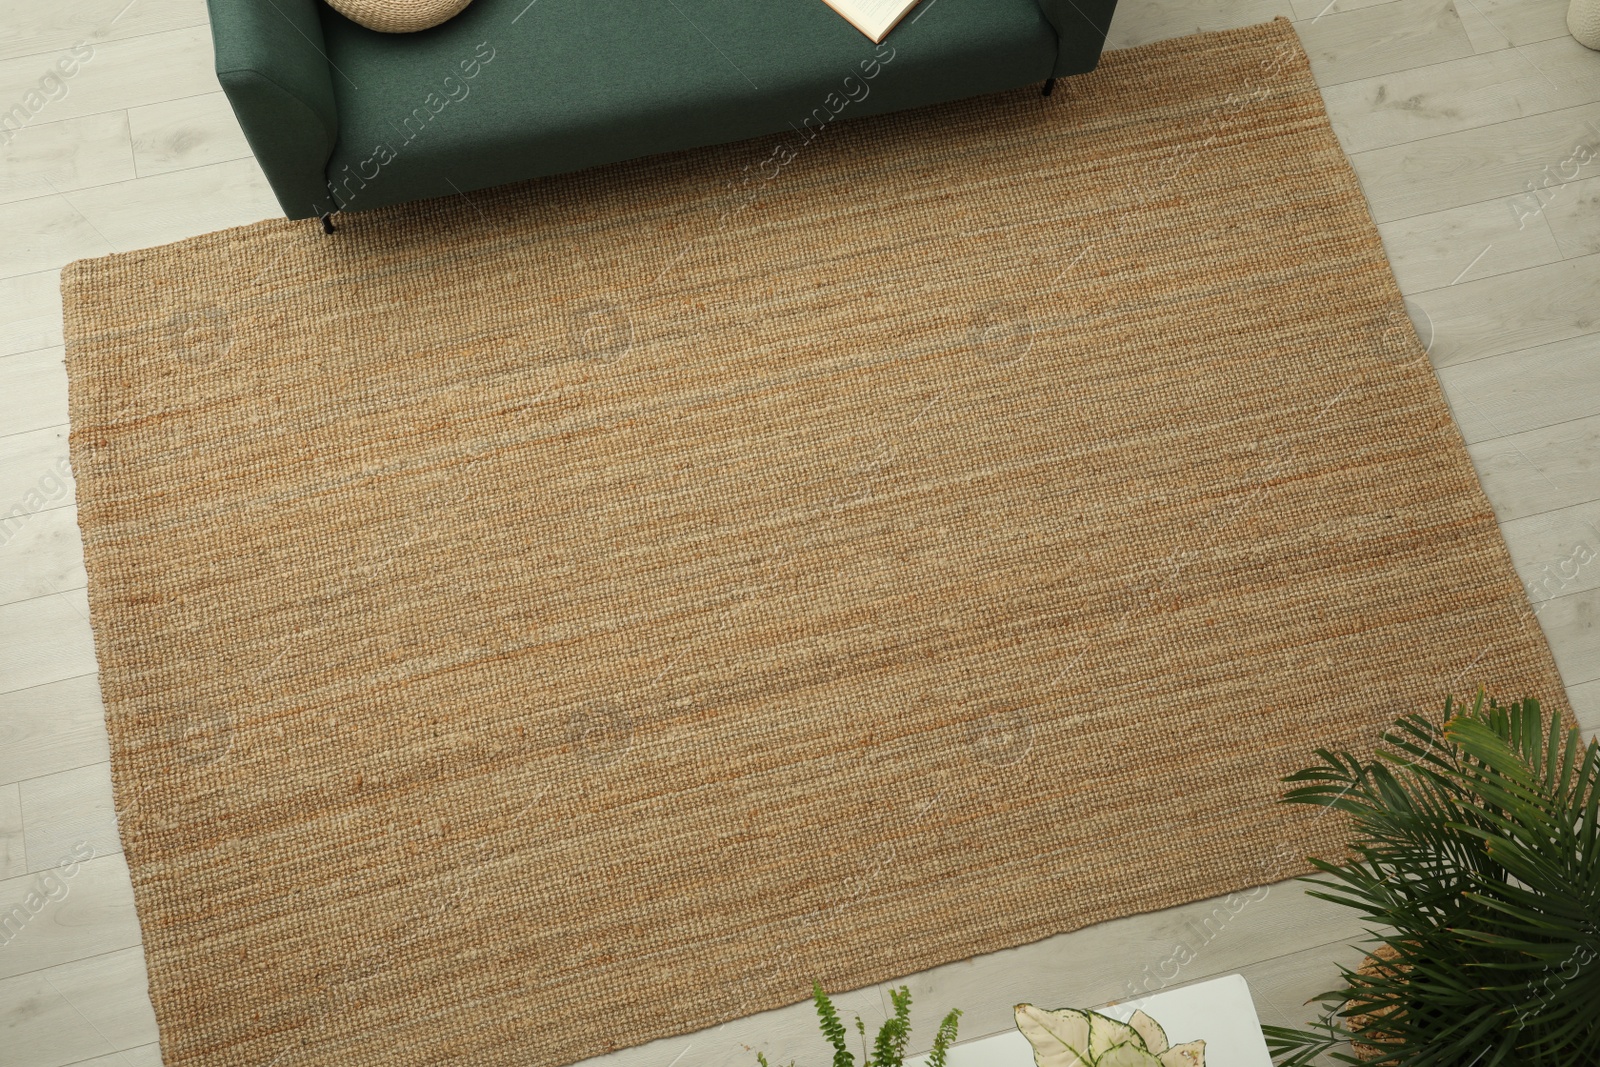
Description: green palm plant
758,983,962,1067
1263,694,1599,1066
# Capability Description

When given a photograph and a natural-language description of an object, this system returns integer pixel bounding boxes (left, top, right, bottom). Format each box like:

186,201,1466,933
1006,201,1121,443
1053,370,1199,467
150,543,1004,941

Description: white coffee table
907,974,1272,1067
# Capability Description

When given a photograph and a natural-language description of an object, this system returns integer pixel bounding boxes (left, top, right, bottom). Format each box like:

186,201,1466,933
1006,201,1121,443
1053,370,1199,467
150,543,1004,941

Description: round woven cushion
1572,0,1600,49
324,0,474,32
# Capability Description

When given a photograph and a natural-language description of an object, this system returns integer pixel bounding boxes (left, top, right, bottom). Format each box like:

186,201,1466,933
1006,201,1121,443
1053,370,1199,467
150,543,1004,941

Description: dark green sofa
206,0,1118,222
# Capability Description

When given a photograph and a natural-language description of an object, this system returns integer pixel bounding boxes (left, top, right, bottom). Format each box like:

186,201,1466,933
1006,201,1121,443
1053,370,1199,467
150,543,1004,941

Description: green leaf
870,987,913,1067
1268,694,1600,1066
811,983,855,1067
928,1009,961,1067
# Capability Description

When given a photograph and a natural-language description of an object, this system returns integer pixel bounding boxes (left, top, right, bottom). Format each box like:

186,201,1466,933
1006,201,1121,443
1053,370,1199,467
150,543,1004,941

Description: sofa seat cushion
319,0,1058,213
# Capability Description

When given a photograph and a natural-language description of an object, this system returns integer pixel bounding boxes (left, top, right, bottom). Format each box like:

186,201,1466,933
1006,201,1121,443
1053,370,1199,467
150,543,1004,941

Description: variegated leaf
1014,1004,1092,1067
1127,1010,1169,1055
1096,1041,1164,1067
1159,1039,1205,1067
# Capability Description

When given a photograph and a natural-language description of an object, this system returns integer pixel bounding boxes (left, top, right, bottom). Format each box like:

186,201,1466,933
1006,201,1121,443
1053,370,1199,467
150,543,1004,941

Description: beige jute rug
64,18,1569,1067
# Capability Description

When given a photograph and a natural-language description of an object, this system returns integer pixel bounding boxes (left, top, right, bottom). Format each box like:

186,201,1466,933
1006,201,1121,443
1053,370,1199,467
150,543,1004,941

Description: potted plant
757,983,962,1067
1263,694,1599,1065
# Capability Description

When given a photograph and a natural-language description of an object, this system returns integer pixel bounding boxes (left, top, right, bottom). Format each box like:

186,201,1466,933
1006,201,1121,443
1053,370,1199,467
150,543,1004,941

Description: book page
819,0,923,43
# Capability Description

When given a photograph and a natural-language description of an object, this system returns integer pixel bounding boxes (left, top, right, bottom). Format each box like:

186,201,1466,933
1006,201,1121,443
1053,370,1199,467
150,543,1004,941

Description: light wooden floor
1,0,1597,1064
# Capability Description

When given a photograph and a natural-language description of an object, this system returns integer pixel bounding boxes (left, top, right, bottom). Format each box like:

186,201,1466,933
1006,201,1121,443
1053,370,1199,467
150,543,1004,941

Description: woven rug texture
62,18,1570,1067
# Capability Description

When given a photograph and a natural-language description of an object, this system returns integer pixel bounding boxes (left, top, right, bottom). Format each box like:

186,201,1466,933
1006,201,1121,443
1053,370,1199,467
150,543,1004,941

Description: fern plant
758,983,961,1067
1263,694,1599,1066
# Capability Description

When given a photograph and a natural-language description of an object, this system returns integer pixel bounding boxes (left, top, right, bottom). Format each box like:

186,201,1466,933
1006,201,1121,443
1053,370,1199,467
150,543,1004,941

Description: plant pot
1347,947,1405,1064
1572,0,1600,49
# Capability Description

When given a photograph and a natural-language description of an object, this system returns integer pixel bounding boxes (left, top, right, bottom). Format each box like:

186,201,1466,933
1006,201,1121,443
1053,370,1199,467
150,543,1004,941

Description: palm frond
1270,695,1600,1066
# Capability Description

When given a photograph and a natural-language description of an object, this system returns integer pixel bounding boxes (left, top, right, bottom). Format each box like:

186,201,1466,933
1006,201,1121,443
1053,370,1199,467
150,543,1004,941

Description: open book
820,0,926,43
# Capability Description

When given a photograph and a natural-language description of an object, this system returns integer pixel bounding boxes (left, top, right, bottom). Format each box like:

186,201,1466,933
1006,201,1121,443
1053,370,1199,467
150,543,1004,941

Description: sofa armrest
206,0,339,219
1036,0,1117,77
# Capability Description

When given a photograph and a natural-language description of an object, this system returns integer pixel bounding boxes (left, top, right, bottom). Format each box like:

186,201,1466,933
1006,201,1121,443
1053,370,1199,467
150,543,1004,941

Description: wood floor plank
1296,0,1473,86
1502,499,1600,606
0,28,217,131
62,156,278,254
1409,252,1600,365
0,782,23,879
0,853,141,982
0,503,88,610
1348,101,1600,224
20,763,121,875
1236,938,1371,1034
0,589,96,696
1320,37,1600,156
0,270,64,357
0,424,73,522
1467,412,1600,522
1376,195,1563,292
1460,0,1574,46
0,948,159,1067
0,675,109,789
0,346,70,438
62,1046,164,1067
1534,586,1600,686
1457,0,1513,52
1104,0,1294,48
0,421,73,539
128,92,250,177
1435,334,1600,444
0,0,207,63
1572,678,1600,736
0,194,117,277
1540,172,1600,258
0,112,134,206
1289,0,1402,20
